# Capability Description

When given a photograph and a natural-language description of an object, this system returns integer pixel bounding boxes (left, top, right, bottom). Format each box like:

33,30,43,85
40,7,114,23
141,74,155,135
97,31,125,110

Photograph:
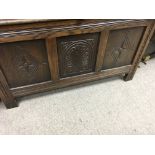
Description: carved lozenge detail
102,27,145,70
110,31,132,65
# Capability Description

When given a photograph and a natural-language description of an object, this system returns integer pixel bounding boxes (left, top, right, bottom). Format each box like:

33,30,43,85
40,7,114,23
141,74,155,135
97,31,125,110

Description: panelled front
0,23,148,91
0,27,146,89
0,39,51,88
102,27,145,70
57,33,100,78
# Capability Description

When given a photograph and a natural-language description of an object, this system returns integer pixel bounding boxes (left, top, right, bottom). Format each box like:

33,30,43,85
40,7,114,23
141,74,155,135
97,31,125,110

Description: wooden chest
0,19,154,109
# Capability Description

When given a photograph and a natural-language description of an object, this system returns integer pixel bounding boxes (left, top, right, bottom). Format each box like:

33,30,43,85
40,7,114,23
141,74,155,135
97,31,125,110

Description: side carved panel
102,27,145,70
0,40,51,88
57,33,100,78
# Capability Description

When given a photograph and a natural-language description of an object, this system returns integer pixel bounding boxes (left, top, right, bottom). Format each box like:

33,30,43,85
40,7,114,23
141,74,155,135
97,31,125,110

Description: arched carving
57,33,99,78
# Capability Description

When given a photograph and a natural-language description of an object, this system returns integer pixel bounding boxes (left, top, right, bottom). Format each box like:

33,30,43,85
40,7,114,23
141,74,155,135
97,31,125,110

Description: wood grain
0,69,17,108
11,65,132,97
102,27,145,70
46,38,59,81
0,39,51,88
0,20,149,44
95,30,109,72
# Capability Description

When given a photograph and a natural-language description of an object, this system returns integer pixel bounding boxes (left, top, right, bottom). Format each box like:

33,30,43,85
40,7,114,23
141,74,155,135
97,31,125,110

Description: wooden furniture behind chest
0,19,154,109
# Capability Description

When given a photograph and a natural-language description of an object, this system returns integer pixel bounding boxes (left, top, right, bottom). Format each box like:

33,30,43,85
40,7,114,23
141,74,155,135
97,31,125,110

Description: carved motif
13,45,47,79
110,31,131,65
102,27,145,70
57,33,99,78
0,40,51,88
61,39,94,73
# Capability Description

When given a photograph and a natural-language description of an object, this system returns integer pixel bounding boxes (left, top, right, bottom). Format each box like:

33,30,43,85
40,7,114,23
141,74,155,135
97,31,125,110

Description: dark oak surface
102,27,145,70
0,69,17,108
0,39,51,88
57,33,100,78
0,19,154,109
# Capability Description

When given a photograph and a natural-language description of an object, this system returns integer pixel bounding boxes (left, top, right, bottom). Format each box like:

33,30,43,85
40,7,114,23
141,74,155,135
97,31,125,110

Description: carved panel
102,27,145,70
0,40,51,88
57,33,100,78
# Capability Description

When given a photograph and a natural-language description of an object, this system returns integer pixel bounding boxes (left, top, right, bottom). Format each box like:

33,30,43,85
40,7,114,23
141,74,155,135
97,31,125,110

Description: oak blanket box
0,19,154,109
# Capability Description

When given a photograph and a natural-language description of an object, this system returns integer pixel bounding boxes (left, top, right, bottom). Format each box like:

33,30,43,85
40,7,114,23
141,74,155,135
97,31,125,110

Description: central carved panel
57,33,100,78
